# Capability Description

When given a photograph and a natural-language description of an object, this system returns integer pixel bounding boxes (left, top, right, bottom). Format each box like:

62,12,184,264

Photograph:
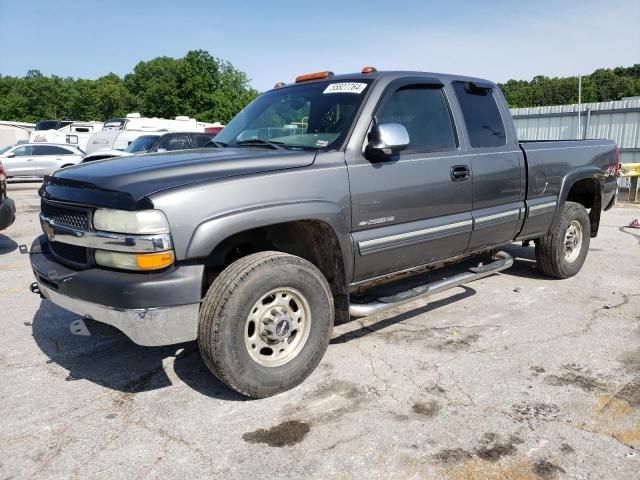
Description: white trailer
85,113,220,153
0,121,35,149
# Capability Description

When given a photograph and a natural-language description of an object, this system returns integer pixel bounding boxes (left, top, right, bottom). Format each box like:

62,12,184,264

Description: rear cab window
452,81,506,148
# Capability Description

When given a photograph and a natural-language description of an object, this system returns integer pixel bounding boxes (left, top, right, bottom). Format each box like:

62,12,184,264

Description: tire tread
535,201,590,279
198,251,332,398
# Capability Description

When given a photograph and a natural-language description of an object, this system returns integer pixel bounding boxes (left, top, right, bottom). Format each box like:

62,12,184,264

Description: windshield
124,135,160,153
103,118,127,131
0,145,12,155
35,120,73,130
215,80,372,150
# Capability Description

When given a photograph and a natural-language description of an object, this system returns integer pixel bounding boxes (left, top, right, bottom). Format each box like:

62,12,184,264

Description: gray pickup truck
30,68,619,398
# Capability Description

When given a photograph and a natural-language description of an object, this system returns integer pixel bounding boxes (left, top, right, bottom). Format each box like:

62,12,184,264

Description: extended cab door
451,82,525,251
347,78,473,282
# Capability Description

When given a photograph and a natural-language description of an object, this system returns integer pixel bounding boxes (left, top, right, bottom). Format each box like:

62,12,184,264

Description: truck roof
272,70,497,91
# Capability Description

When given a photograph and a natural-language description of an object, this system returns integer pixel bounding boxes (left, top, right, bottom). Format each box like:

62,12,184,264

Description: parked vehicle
0,143,84,178
0,121,35,149
81,132,217,163
30,121,103,152
30,68,619,398
85,113,221,154
34,120,74,131
81,134,162,163
0,160,16,230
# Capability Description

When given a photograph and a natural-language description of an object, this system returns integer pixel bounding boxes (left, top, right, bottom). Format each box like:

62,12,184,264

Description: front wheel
535,201,591,279
198,251,334,398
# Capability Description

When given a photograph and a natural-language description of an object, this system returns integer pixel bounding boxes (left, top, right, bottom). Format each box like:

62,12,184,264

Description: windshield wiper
235,139,285,150
203,140,227,148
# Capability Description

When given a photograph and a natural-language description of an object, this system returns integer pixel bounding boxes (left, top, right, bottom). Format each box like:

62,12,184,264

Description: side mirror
6,152,15,158
365,123,410,160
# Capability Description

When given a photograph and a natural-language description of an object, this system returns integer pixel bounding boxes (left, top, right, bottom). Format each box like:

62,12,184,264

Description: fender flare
185,200,354,281
550,167,603,233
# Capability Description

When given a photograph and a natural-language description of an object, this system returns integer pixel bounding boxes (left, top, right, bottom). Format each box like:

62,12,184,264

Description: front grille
50,242,89,266
42,200,92,268
41,200,91,230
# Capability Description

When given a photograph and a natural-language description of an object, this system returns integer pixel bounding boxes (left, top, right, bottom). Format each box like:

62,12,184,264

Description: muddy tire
198,251,334,398
535,201,590,279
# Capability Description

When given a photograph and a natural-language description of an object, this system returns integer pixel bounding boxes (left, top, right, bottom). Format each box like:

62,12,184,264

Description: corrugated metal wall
511,97,640,164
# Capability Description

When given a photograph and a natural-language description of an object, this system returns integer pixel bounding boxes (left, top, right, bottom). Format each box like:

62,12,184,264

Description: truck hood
41,148,316,210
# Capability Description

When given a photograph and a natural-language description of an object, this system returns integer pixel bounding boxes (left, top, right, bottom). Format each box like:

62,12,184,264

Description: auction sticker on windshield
323,83,368,94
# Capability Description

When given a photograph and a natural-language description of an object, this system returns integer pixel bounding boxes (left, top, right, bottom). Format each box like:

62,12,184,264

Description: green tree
499,64,640,107
2,54,636,121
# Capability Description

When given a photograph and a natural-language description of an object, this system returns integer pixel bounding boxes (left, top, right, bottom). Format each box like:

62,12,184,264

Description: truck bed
516,139,618,240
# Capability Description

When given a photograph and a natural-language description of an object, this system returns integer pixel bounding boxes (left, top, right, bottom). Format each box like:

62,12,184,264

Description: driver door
347,79,473,281
5,145,39,176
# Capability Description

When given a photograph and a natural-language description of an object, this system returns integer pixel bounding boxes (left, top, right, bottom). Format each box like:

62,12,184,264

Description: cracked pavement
1,183,639,479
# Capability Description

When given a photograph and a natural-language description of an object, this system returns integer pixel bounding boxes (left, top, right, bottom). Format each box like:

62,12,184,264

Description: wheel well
565,178,601,237
202,220,350,324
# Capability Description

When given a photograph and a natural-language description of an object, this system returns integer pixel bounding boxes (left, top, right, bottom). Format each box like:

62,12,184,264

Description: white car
0,143,84,178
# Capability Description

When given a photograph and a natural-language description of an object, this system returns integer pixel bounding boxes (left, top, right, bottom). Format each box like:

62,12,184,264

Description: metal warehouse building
511,97,640,201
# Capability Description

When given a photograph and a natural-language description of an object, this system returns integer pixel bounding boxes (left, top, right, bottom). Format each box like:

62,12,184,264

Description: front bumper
30,235,203,346
0,197,16,231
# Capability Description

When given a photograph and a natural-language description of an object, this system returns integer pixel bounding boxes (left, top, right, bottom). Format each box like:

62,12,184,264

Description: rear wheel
198,251,334,398
535,201,590,278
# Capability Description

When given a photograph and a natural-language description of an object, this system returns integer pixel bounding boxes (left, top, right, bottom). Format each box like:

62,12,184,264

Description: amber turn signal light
135,251,175,270
295,71,334,83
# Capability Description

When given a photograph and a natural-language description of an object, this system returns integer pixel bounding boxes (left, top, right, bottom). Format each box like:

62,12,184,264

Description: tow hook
30,282,43,298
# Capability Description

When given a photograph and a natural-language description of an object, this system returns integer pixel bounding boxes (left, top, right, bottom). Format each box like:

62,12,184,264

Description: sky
0,0,638,92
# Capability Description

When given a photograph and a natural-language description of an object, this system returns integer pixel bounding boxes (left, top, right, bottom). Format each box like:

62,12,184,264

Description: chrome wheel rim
244,287,311,367
563,220,583,263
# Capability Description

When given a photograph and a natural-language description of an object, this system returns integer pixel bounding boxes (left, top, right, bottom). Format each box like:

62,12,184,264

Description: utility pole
577,75,582,139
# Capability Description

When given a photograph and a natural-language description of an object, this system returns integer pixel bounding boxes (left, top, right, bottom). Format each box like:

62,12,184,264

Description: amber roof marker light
361,66,377,74
295,71,334,83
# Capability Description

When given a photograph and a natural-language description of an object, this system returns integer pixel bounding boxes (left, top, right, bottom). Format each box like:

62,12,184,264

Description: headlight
95,250,175,271
93,209,170,234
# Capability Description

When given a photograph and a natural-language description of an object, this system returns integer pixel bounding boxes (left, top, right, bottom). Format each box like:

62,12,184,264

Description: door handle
451,165,470,181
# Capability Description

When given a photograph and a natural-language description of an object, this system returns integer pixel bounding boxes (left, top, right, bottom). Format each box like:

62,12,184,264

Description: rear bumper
0,197,16,231
29,235,203,346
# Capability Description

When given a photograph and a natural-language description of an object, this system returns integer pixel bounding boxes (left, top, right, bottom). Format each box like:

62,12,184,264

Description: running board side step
349,251,514,317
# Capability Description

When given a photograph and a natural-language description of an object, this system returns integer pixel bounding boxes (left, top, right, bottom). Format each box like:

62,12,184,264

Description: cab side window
33,145,71,155
156,135,191,151
452,82,506,148
377,86,457,153
193,134,216,147
55,146,75,155
13,146,33,156
33,146,63,155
